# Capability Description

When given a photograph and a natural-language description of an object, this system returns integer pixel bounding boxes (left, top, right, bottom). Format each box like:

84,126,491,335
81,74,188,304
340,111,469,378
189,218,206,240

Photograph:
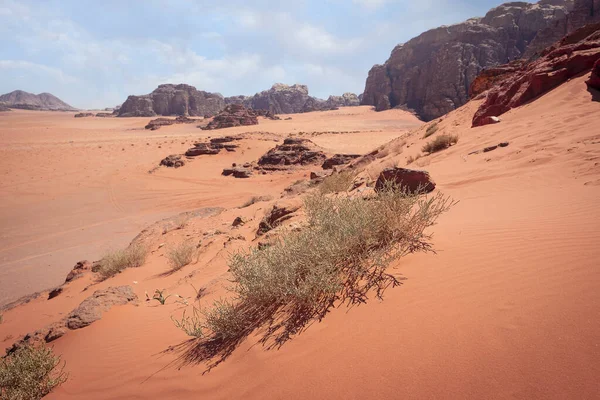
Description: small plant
422,134,458,154
0,344,67,400
0,314,3,324
318,171,355,194
240,195,273,208
147,289,187,305
96,244,148,280
167,241,198,271
172,307,205,338
423,122,439,138
406,153,422,165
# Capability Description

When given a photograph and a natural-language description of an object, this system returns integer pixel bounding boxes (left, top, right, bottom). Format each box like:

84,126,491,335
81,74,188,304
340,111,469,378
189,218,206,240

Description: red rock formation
473,23,600,127
258,138,327,170
202,104,258,130
375,168,436,193
145,115,196,130
586,58,600,89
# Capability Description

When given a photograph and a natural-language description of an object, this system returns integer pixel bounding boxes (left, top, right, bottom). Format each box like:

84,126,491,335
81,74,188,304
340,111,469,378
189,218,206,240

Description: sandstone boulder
66,286,138,330
375,168,436,193
145,115,196,130
257,201,302,236
74,112,93,118
258,138,327,170
202,104,258,130
160,154,185,168
587,57,600,90
65,260,92,283
222,167,252,178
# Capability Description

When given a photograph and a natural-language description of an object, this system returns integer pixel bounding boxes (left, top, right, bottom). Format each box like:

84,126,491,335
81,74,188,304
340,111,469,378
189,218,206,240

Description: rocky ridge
0,90,77,111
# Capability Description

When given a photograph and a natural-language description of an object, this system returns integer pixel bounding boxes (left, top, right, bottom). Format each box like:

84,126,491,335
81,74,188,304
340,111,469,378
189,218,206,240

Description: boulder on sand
587,58,600,90
258,138,327,170
375,167,436,193
66,286,138,330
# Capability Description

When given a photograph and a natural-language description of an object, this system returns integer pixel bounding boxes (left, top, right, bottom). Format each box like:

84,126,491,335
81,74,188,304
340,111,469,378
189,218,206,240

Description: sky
0,0,509,109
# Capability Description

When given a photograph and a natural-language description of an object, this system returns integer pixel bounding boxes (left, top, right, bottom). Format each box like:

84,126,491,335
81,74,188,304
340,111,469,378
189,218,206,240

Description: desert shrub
96,244,148,280
176,187,453,345
422,134,458,154
423,122,439,138
318,171,355,194
167,241,198,271
239,195,274,208
0,345,67,400
406,154,422,165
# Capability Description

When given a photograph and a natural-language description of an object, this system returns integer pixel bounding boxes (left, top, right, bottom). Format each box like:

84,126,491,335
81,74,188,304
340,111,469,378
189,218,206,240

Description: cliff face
0,90,77,111
361,0,573,121
118,84,225,117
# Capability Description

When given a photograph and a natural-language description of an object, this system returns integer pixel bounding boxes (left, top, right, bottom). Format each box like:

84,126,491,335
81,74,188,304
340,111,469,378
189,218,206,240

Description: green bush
0,345,67,400
96,244,147,280
422,134,458,154
176,187,453,343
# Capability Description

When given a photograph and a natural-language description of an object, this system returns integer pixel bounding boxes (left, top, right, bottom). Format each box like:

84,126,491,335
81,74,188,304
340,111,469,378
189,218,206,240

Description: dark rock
95,112,113,117
0,90,77,111
74,112,93,118
322,154,361,169
66,286,138,330
375,167,436,193
118,84,224,117
258,138,327,170
65,260,92,283
257,201,302,235
45,325,67,342
325,93,360,108
145,115,196,130
222,167,252,178
185,143,221,156
202,104,258,130
232,217,245,227
48,288,63,300
587,57,600,90
160,154,185,168
361,0,573,121
473,23,600,127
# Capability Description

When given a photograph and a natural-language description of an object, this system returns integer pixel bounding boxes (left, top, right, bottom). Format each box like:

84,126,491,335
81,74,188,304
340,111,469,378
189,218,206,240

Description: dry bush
406,154,422,165
423,122,439,138
175,187,454,350
167,241,198,271
0,345,67,400
239,195,274,208
422,134,458,154
318,171,355,194
96,244,148,280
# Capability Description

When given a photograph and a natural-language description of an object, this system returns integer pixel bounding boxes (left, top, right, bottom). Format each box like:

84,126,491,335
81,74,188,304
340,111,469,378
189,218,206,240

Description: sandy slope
0,107,418,306
1,75,599,399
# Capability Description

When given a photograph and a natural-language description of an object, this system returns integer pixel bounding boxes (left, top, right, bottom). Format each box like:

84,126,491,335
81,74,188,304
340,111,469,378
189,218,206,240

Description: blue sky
0,0,508,109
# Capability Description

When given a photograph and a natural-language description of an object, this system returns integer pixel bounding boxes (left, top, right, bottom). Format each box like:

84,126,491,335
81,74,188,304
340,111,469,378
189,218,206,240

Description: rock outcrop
258,138,327,170
587,57,600,89
65,260,92,283
66,286,138,330
322,154,361,169
325,93,360,108
361,0,573,121
184,136,241,156
0,90,77,111
74,112,93,118
160,154,185,168
202,104,258,130
473,23,600,126
375,168,436,193
118,84,224,117
145,115,197,130
257,201,302,236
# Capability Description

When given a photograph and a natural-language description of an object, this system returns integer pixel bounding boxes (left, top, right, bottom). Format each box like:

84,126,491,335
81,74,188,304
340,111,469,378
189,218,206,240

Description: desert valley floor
1,75,599,399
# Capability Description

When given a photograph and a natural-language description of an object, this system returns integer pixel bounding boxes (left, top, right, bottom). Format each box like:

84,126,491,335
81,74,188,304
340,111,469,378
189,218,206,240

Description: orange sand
1,75,599,399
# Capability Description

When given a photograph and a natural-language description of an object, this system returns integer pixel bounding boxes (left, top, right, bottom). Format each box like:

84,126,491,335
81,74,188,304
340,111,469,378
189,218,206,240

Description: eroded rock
375,167,436,193
258,138,327,170
66,286,138,330
322,154,361,169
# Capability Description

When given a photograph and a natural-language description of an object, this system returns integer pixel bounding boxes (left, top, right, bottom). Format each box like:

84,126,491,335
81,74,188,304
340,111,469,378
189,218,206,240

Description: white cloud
0,60,78,84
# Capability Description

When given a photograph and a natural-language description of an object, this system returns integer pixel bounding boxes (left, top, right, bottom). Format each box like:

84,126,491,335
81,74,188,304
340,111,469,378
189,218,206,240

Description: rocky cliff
118,84,225,117
361,0,575,121
225,84,360,114
0,90,77,111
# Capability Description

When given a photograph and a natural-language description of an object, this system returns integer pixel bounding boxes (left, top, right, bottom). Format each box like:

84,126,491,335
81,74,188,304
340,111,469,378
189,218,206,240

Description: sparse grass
318,171,355,194
423,122,439,138
174,186,454,349
0,344,67,400
167,241,198,271
0,314,3,324
406,153,422,165
239,195,274,208
422,134,458,154
95,244,148,280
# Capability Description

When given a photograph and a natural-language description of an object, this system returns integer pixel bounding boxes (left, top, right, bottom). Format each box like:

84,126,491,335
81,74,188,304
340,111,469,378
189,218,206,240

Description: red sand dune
1,74,599,399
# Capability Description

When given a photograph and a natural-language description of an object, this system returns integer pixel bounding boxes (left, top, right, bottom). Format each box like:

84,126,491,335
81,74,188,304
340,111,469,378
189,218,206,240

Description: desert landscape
1,0,600,399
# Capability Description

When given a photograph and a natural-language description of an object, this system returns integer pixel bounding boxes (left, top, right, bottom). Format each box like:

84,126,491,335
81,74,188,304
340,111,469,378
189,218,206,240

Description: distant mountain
0,90,77,111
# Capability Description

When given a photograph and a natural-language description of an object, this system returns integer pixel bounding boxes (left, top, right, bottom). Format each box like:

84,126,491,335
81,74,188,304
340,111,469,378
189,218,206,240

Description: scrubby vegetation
406,154,422,165
95,244,147,280
423,122,439,138
167,241,198,271
0,345,67,400
239,195,274,208
422,134,458,154
318,171,355,194
173,187,453,360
